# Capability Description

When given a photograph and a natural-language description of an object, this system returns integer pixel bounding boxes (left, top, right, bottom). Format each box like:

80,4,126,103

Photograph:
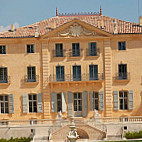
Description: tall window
57,93,62,112
73,65,81,81
89,65,98,80
118,42,126,50
27,44,34,53
0,95,9,114
89,42,97,56
118,64,127,79
74,93,82,111
92,92,99,110
29,94,37,113
0,45,6,54
55,44,63,57
119,91,128,110
0,67,8,83
27,66,36,82
56,66,64,81
72,43,80,57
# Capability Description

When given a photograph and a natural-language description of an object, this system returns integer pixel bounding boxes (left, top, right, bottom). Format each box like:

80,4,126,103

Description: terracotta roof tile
0,15,142,38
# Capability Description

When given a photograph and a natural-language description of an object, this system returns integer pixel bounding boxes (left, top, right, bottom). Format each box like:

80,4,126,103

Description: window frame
56,66,65,81
28,94,37,113
92,92,99,110
118,64,127,80
57,93,62,112
72,43,80,57
55,43,63,57
73,92,82,112
0,67,8,83
27,44,34,53
73,65,81,81
27,66,36,82
118,41,126,51
0,95,9,114
89,42,97,56
0,45,6,54
89,65,98,80
119,91,128,110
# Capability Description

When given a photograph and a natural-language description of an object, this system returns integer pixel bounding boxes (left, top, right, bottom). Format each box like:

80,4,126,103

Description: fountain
67,117,79,142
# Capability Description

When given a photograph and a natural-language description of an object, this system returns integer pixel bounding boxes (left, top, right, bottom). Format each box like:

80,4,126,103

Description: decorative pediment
57,22,98,37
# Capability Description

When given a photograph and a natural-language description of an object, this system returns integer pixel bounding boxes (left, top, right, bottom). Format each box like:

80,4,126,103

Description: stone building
0,7,142,141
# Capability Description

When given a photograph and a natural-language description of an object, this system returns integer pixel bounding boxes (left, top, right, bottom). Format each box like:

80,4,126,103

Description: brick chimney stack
11,24,14,32
139,16,142,26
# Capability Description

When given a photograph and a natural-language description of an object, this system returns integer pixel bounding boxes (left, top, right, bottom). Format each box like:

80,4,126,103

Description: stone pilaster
104,40,112,117
42,42,51,119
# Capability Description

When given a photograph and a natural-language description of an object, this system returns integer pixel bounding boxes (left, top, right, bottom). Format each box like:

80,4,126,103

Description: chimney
11,24,14,32
34,23,39,37
97,20,101,28
139,16,142,26
113,19,118,34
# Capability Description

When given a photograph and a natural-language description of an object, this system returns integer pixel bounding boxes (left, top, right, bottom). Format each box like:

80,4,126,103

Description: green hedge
125,130,142,139
0,137,32,142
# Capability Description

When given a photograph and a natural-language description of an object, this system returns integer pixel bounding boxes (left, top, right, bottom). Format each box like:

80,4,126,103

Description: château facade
0,8,142,122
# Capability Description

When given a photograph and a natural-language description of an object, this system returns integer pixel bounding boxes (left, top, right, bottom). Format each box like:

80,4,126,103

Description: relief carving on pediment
58,22,97,37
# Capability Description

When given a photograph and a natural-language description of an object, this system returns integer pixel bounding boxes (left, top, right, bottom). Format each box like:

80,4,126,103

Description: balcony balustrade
68,49,83,57
86,48,100,56
0,75,10,84
24,75,39,83
49,73,104,82
52,49,66,57
114,72,130,80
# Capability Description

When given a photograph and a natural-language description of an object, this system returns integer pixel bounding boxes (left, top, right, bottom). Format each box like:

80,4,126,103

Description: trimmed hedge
0,137,32,142
125,130,142,139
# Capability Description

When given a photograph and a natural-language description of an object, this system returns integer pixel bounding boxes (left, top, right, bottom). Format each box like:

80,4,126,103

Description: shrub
125,130,142,139
0,137,32,142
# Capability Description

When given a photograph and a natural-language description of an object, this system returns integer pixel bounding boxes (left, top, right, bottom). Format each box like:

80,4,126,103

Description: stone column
104,40,112,117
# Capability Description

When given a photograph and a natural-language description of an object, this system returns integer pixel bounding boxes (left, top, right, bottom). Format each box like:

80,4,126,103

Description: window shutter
23,94,28,113
89,91,93,111
9,94,14,114
37,93,43,113
83,91,88,117
113,91,118,110
51,92,57,112
99,91,104,111
129,90,133,110
62,92,66,113
68,92,73,117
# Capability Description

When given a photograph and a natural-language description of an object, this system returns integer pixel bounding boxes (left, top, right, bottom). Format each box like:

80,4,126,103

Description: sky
0,0,142,32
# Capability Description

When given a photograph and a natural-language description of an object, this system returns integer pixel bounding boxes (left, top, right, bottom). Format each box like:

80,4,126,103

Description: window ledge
24,81,39,85
0,82,10,86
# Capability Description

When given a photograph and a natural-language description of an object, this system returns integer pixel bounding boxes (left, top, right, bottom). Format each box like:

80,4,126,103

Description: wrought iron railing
0,75,10,83
24,75,39,83
114,72,130,80
52,49,66,57
68,49,83,57
86,48,100,56
49,73,104,82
